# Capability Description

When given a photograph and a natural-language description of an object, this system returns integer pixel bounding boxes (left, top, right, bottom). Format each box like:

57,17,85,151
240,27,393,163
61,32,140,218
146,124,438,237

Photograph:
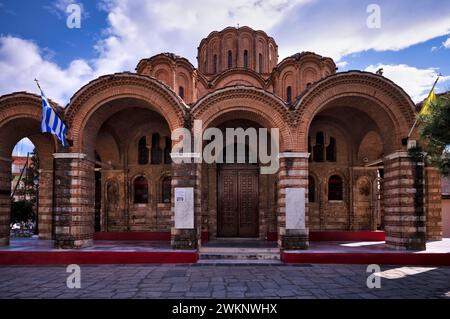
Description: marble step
199,252,280,261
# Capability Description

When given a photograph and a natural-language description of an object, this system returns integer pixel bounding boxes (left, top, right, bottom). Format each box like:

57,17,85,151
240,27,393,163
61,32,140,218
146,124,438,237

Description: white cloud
365,64,450,102
0,36,93,105
1,0,450,105
273,0,450,61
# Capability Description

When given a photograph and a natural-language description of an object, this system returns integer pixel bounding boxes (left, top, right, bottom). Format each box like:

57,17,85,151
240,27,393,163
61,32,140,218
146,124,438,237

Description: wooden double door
218,165,259,237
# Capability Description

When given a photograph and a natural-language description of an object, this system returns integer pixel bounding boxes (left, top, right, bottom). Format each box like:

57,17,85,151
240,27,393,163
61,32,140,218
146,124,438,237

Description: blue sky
1,0,450,155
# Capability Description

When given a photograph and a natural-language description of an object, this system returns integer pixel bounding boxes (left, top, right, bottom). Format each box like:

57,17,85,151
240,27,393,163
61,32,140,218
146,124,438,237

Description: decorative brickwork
53,154,94,248
425,167,443,240
383,152,426,250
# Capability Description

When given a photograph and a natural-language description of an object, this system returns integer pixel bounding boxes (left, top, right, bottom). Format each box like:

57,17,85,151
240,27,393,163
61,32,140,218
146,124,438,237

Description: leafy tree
419,94,450,176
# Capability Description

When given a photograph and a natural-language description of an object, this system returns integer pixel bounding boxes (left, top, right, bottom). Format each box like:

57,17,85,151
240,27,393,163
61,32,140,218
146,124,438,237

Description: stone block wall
425,167,442,240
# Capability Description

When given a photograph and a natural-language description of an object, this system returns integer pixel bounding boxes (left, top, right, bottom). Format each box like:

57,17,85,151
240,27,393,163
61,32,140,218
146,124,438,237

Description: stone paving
0,264,449,299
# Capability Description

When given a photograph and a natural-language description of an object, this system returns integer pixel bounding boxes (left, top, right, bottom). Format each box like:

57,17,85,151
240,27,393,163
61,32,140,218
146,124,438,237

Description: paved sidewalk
0,264,449,299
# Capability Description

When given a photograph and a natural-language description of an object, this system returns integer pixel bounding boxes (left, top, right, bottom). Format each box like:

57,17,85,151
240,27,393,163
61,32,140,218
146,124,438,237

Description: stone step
197,259,283,265
199,247,280,254
199,252,280,261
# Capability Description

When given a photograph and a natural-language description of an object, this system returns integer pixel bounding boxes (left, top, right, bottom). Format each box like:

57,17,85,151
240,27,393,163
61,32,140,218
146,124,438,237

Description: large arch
191,86,294,151
65,73,188,154
294,71,417,153
0,93,58,245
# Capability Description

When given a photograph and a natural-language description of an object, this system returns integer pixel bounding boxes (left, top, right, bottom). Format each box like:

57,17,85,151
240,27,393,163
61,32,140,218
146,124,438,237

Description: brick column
53,153,94,249
37,169,53,240
425,167,442,241
278,152,309,250
0,157,11,246
170,159,201,250
384,151,426,250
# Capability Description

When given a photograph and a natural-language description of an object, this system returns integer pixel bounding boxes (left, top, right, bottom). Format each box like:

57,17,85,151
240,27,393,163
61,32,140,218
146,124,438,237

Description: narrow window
328,175,343,201
313,132,324,162
161,176,172,203
138,137,148,165
287,86,292,104
243,50,248,68
213,54,217,73
228,50,233,68
151,133,162,164
326,137,337,162
164,136,172,164
178,86,184,99
134,176,149,204
308,175,316,203
259,53,263,73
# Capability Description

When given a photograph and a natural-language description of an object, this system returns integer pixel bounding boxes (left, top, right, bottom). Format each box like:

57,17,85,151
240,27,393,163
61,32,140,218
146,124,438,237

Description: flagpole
407,74,441,138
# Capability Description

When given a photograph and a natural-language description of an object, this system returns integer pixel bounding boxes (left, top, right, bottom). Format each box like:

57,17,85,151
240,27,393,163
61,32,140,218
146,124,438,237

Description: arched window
228,50,233,68
308,176,316,203
328,175,343,201
313,132,324,162
138,136,149,165
213,54,217,73
286,86,292,104
178,86,184,99
326,137,337,162
151,133,162,164
243,50,248,68
259,53,263,73
134,176,149,204
164,136,172,164
161,176,172,203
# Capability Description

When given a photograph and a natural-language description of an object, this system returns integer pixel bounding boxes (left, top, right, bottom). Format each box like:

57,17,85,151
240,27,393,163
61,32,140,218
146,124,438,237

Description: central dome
197,26,278,76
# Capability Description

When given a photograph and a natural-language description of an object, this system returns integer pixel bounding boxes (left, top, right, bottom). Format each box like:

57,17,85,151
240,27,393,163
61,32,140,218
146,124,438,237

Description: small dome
197,26,278,76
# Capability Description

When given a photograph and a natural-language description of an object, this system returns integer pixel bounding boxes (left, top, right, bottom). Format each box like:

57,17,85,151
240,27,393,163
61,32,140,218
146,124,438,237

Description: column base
171,230,197,250
281,230,309,250
386,235,426,251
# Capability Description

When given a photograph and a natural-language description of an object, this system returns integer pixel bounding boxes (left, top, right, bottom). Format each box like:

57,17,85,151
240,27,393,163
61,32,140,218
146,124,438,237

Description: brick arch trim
191,85,294,151
295,71,416,128
0,92,58,161
65,73,188,149
294,71,417,151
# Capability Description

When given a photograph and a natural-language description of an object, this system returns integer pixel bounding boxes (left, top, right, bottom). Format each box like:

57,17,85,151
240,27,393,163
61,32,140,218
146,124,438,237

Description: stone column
53,153,94,249
0,157,11,246
170,156,201,250
277,152,309,250
425,167,442,241
37,169,54,240
383,151,426,250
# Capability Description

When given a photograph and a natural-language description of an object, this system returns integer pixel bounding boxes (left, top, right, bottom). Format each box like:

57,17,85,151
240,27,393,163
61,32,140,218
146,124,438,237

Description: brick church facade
0,27,443,251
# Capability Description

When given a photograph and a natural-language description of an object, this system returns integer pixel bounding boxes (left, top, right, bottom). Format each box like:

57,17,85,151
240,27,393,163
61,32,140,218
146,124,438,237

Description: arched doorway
0,93,57,246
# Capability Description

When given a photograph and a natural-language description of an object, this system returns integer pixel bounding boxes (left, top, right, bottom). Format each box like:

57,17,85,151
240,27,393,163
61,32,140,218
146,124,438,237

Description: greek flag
40,92,68,147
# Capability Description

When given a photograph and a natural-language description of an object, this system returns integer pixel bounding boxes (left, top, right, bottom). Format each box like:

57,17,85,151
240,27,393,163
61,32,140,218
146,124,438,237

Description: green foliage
419,95,450,176
10,200,35,225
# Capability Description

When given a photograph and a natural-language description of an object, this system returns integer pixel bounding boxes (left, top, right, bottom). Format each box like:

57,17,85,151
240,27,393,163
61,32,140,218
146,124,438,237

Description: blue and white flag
40,92,68,147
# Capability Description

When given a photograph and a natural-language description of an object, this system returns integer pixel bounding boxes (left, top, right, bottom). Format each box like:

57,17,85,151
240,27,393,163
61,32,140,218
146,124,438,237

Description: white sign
174,187,194,229
286,188,306,230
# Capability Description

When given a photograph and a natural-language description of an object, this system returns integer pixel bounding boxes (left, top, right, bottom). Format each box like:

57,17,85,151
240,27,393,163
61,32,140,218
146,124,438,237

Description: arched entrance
0,93,57,246
295,72,426,249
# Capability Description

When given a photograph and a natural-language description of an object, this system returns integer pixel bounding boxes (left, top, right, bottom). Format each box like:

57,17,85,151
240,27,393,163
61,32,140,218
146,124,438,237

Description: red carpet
0,251,198,265
281,252,450,266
